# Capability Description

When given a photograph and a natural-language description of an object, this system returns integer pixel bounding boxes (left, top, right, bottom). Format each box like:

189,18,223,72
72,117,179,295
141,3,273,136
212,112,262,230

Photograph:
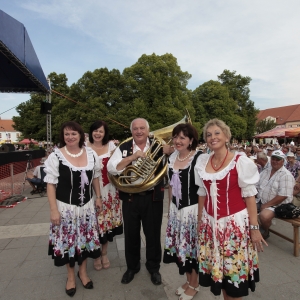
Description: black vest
118,139,165,202
168,151,202,209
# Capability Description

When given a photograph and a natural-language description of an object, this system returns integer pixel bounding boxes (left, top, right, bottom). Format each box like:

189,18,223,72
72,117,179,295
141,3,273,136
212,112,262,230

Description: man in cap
26,157,47,194
285,152,300,179
256,150,295,239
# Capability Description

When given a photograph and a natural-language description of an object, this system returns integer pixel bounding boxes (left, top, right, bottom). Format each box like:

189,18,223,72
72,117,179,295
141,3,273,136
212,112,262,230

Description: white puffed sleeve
236,155,259,197
43,153,60,184
194,154,207,197
108,140,117,153
107,147,124,175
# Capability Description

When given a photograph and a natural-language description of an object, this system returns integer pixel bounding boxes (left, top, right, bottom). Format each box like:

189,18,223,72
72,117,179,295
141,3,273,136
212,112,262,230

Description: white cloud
2,0,300,118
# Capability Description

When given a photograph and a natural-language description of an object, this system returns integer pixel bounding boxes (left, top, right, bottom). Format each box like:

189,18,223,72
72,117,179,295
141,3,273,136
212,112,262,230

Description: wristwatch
249,224,259,230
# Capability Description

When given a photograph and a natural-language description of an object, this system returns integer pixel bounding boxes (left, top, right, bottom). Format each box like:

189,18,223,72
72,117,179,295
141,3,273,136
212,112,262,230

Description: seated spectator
256,150,295,239
293,175,300,207
296,147,300,162
26,157,47,194
285,152,300,179
256,152,270,173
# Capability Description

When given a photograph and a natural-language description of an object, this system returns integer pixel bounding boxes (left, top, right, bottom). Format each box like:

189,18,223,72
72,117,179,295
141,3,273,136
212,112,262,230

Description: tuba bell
108,110,191,193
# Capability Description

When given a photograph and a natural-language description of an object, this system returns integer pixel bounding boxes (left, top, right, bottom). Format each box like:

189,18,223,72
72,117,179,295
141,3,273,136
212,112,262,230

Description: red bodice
101,157,110,187
203,156,246,219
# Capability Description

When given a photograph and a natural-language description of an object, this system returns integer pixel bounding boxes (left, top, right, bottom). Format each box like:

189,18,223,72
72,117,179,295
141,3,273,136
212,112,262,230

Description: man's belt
135,190,154,196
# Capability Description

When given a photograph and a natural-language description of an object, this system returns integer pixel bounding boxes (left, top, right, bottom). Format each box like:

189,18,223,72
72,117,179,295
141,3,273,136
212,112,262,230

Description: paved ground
0,189,299,300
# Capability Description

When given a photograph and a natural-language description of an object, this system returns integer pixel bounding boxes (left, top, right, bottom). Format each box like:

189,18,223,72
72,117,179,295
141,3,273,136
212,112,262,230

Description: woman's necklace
64,146,83,158
92,143,104,149
177,150,192,162
211,149,228,171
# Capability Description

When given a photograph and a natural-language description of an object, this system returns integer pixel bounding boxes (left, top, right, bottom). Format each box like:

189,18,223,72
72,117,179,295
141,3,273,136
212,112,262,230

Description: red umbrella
19,138,38,144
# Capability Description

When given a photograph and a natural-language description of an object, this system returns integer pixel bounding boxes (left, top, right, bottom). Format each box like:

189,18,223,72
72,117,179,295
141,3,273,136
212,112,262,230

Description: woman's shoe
93,257,102,271
101,251,110,269
65,279,76,297
77,271,93,289
179,285,200,300
175,281,189,296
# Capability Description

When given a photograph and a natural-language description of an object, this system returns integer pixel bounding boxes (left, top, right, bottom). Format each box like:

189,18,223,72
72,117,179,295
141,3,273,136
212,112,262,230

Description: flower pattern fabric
195,153,260,297
163,151,201,275
44,147,101,267
49,200,100,266
95,142,123,243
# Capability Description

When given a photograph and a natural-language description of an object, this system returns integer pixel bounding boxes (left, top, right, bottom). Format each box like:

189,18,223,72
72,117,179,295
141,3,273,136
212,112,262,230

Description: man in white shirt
107,118,164,286
256,150,294,239
26,157,47,194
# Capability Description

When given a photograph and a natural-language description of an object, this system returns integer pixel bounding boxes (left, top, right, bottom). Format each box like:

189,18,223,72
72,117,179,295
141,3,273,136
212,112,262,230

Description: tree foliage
256,119,277,134
192,80,246,140
12,55,258,143
218,70,259,139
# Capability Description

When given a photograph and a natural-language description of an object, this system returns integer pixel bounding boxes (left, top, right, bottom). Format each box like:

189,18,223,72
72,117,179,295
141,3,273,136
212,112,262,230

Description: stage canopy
254,127,300,138
0,10,49,94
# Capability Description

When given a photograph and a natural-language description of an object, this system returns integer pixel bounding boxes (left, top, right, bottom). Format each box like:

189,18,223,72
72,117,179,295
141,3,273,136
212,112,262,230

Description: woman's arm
245,196,268,251
92,177,103,212
168,185,172,215
47,183,61,225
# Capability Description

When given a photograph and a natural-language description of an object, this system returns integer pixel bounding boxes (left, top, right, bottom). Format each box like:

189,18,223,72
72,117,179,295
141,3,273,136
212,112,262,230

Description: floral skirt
163,202,198,275
198,208,259,297
48,199,101,267
96,184,123,244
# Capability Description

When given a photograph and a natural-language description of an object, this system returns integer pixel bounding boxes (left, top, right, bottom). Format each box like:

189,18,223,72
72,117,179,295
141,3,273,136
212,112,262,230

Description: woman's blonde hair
202,119,232,142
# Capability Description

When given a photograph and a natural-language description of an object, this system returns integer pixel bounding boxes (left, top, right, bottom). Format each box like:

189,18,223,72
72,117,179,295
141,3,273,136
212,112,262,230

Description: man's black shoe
121,270,138,284
150,272,162,285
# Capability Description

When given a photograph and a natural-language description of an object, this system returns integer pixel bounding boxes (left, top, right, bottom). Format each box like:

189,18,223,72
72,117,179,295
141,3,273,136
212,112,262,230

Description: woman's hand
50,209,61,226
250,230,268,252
197,220,202,233
95,198,103,213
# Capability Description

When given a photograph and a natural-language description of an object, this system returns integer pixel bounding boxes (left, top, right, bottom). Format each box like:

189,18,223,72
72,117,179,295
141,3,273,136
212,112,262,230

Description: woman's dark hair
89,120,109,145
59,121,85,148
172,123,198,150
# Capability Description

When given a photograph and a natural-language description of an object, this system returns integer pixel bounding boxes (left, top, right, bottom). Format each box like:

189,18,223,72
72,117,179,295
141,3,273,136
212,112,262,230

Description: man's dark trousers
122,192,163,274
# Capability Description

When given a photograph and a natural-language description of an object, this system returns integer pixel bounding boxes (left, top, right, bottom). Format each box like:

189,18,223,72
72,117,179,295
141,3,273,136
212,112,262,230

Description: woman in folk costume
195,119,267,299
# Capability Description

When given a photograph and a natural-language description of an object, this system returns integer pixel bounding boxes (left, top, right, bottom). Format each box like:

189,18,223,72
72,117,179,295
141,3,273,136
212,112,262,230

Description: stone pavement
0,189,299,300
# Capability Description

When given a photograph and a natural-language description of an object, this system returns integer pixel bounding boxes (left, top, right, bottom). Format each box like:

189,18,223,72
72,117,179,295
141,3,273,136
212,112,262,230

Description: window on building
7,133,11,139
0,133,2,138
16,133,20,138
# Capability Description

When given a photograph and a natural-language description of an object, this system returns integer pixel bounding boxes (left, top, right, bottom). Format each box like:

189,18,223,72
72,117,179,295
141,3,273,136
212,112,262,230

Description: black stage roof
0,10,49,94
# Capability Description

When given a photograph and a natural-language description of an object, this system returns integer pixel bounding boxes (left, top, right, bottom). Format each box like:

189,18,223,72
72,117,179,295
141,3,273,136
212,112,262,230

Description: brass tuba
108,110,191,193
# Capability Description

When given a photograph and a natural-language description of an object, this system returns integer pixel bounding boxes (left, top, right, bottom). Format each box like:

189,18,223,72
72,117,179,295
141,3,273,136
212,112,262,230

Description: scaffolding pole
46,78,52,150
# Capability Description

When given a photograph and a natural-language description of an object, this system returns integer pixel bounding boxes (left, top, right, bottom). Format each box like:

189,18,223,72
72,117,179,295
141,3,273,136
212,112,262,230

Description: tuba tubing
108,110,191,193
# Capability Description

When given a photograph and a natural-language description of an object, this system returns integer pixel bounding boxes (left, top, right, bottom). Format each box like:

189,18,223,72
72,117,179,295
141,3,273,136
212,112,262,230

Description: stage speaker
0,144,15,153
40,102,52,114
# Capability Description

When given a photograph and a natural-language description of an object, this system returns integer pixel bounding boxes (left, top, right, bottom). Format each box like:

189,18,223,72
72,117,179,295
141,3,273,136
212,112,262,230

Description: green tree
13,72,70,143
66,68,133,139
217,70,258,139
192,80,246,140
122,53,196,133
256,119,277,134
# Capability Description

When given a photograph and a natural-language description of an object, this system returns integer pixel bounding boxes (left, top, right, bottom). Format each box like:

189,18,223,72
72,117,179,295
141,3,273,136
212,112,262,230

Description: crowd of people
40,118,299,299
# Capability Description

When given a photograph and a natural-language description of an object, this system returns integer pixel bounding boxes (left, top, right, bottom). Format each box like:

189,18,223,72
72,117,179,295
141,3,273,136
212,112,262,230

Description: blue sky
1,0,300,119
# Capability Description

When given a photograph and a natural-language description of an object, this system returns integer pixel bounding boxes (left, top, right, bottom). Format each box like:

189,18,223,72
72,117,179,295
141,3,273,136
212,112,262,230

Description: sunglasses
271,156,283,161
